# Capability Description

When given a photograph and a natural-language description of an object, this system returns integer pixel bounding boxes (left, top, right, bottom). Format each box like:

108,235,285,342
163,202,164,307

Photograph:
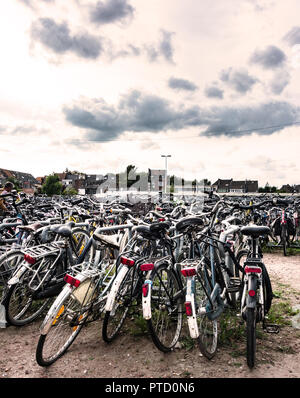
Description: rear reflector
245,266,262,274
181,267,197,277
159,218,165,222
185,302,193,316
140,263,154,271
24,254,36,265
142,284,149,297
64,274,81,288
120,256,135,267
248,289,256,297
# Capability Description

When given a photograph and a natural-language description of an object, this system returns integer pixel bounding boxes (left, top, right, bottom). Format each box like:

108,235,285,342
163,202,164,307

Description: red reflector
142,284,149,297
140,263,154,271
245,266,262,274
64,274,81,288
156,207,162,211
24,254,36,265
185,302,193,316
181,267,197,277
159,218,165,222
120,256,135,267
248,290,256,297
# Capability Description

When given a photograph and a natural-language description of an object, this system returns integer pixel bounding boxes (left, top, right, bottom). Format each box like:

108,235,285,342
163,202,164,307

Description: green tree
62,186,78,196
42,174,63,196
7,177,21,191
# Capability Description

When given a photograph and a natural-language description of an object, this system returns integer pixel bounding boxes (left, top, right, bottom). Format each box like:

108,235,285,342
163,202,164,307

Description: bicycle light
245,266,262,274
181,267,197,277
64,274,81,288
140,263,154,271
24,254,36,265
120,256,135,267
185,302,193,316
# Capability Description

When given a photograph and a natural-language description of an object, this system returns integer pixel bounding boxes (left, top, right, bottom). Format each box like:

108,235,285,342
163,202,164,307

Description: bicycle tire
0,250,24,288
281,225,287,256
246,307,256,368
4,254,59,326
36,294,88,366
196,265,218,359
147,264,183,352
102,266,136,343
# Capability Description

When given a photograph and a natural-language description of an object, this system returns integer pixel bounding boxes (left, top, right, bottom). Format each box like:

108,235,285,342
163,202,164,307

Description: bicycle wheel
147,265,183,352
246,307,256,368
0,250,24,288
4,255,59,326
102,266,136,343
70,228,90,258
196,266,218,359
36,294,88,366
281,225,287,256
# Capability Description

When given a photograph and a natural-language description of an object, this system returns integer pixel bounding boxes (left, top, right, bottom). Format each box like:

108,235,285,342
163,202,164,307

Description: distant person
0,182,14,215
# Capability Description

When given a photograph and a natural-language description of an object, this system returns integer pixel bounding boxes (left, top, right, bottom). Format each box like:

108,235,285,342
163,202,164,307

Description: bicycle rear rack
22,241,63,260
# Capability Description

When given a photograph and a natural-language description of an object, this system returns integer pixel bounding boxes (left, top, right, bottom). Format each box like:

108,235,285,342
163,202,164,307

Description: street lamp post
161,155,171,194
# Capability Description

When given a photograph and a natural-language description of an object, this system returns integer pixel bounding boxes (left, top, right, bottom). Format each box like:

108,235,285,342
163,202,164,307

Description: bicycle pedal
227,277,241,293
264,323,280,334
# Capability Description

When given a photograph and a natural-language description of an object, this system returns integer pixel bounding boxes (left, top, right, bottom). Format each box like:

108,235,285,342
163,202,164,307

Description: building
0,168,39,194
212,178,258,193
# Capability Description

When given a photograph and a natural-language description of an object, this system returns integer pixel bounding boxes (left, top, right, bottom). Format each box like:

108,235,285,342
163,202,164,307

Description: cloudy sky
1,0,300,187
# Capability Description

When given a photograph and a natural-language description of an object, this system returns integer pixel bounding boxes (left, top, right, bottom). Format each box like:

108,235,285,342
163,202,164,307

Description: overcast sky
1,0,300,187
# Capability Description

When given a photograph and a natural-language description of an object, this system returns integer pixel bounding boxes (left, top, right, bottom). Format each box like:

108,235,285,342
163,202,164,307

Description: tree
42,174,63,196
7,177,21,191
62,186,78,196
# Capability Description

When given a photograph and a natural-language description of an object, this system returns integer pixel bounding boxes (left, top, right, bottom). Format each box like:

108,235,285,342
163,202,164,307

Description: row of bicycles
0,190,299,370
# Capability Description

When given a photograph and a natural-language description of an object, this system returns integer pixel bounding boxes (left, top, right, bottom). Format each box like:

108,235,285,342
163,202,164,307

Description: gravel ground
0,252,299,380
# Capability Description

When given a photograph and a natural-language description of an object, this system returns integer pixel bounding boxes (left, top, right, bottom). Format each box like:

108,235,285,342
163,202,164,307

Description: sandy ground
0,252,299,380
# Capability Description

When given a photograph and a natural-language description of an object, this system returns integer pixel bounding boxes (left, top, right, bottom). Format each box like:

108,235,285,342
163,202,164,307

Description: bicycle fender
185,277,199,339
104,265,129,312
7,265,27,286
142,280,152,320
246,275,257,309
39,284,73,335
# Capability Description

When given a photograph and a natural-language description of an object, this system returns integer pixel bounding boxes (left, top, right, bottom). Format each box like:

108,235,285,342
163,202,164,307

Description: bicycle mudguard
142,279,152,320
104,265,129,312
39,284,73,335
7,264,27,286
246,275,257,309
185,277,199,339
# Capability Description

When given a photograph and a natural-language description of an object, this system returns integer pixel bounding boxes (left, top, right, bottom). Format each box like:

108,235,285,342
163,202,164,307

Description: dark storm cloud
31,18,103,59
63,91,300,140
89,0,135,25
249,45,286,69
204,85,224,99
168,77,198,91
283,26,300,46
220,68,258,94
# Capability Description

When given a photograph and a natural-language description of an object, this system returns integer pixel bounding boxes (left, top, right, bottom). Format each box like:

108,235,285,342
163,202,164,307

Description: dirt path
0,252,299,379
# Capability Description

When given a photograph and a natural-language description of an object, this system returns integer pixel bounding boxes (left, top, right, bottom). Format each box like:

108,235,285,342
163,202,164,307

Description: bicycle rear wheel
36,294,88,366
102,266,136,343
246,307,256,368
196,266,218,359
147,265,183,352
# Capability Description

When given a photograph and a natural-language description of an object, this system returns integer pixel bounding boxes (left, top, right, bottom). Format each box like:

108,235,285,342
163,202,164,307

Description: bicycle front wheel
147,265,183,352
36,294,88,366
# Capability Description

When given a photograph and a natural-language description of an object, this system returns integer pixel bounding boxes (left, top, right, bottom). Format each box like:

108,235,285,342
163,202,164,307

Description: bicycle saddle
132,225,157,240
50,221,76,237
149,221,171,235
240,225,271,238
175,216,204,233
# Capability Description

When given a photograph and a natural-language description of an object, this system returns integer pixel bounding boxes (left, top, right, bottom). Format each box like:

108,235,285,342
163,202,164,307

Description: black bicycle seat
175,216,204,233
240,225,271,238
